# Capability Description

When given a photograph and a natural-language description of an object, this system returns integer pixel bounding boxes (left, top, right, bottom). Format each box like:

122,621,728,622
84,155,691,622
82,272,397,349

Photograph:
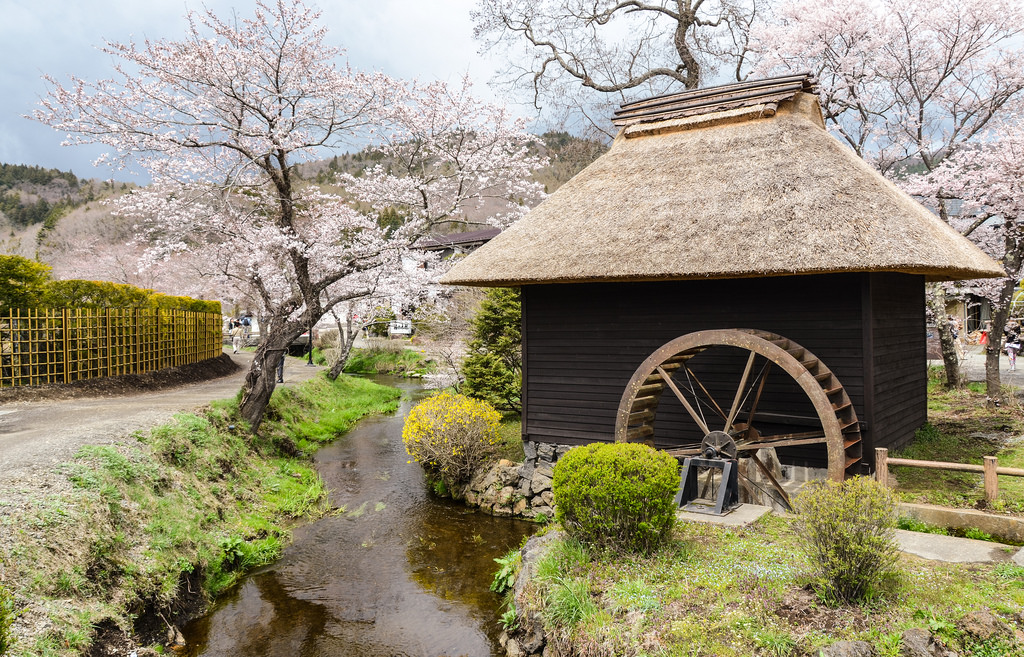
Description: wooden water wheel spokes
614,329,863,485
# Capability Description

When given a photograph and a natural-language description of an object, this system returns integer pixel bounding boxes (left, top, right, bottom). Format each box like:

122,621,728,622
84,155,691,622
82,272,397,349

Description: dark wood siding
521,273,927,470
867,273,927,458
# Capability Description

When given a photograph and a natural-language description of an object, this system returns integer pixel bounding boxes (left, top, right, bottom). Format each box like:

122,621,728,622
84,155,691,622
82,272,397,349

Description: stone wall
462,441,572,519
462,441,797,517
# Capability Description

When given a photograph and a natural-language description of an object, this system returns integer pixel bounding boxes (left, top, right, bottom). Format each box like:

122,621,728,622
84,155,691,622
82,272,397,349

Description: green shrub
0,255,51,311
461,287,522,414
402,391,502,495
792,476,900,604
552,443,679,554
42,279,220,313
0,580,17,654
365,305,396,337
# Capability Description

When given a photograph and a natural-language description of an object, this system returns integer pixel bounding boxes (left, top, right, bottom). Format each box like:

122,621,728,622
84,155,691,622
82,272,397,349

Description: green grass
892,366,1024,514
517,518,1024,657
341,344,435,376
497,417,525,461
261,374,401,451
1,373,400,656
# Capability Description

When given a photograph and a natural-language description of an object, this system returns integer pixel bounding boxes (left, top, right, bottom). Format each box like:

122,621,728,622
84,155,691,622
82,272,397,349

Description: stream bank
0,371,399,657
181,377,537,657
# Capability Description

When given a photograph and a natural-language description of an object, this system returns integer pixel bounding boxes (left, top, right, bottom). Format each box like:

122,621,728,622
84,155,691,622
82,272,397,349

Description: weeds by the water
0,373,400,656
337,341,435,377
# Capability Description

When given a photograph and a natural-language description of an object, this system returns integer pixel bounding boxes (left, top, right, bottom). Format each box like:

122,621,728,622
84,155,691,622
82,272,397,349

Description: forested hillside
0,131,605,296
302,131,607,196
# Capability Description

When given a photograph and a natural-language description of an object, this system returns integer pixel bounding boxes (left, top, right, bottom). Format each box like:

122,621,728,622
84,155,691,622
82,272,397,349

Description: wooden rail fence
875,447,1024,503
0,307,222,388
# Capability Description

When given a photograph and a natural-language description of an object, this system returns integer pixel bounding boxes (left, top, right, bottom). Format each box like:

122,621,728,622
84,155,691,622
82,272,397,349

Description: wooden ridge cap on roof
612,73,818,127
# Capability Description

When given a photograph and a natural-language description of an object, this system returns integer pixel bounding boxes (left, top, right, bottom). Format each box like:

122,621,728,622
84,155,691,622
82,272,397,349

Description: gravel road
0,351,324,488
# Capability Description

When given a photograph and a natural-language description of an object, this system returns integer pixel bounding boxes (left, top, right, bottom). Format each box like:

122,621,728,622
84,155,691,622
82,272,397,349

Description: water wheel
614,329,863,498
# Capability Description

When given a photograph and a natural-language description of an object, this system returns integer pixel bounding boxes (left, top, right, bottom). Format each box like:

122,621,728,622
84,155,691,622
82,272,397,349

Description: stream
182,377,536,656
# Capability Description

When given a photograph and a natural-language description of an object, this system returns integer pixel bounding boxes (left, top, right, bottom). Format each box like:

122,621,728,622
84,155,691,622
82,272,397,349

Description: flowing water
183,378,536,657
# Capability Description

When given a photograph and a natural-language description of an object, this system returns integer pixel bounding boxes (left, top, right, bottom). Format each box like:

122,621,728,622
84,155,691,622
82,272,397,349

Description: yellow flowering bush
402,391,502,495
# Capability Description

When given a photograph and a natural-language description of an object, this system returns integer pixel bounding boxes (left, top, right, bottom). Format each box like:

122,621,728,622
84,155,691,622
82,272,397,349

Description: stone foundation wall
462,441,572,519
463,441,814,517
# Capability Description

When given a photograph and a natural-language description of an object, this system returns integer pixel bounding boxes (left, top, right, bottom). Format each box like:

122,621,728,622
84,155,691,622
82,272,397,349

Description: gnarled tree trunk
327,312,357,381
928,284,962,388
239,316,307,431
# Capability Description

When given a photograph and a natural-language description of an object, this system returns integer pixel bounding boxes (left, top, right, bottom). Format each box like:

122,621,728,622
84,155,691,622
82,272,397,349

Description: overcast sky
0,0,514,181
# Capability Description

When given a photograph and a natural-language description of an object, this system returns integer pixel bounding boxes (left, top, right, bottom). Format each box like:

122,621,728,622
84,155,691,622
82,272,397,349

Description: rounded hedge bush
552,442,680,554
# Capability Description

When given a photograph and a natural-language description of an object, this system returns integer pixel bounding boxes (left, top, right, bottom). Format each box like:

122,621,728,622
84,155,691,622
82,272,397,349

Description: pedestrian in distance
230,320,244,354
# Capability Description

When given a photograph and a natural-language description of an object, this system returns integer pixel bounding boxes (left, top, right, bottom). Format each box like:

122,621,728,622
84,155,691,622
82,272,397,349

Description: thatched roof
441,76,1003,287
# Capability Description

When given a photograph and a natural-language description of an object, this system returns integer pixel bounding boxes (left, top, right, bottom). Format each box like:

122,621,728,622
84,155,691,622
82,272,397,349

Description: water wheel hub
701,431,737,459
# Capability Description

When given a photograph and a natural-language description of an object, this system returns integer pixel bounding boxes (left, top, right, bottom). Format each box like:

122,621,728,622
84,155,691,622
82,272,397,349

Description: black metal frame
676,457,740,515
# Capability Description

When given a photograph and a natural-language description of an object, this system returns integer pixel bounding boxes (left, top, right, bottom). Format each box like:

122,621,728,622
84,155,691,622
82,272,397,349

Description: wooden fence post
105,307,112,378
875,448,889,488
62,308,70,384
984,455,998,503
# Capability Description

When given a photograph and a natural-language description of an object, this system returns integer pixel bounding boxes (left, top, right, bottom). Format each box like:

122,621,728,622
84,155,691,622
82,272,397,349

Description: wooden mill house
441,74,1002,497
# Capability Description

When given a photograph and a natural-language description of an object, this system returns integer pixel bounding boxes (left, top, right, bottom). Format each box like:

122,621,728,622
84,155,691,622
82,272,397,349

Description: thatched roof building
439,74,1003,483
442,75,1002,287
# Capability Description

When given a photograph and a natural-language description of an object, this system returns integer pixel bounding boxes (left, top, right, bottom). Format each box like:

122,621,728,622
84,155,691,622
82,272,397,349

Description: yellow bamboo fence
0,307,223,388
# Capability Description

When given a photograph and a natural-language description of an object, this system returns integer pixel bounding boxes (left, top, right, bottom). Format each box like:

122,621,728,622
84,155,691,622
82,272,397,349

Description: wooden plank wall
522,273,926,469
867,273,927,458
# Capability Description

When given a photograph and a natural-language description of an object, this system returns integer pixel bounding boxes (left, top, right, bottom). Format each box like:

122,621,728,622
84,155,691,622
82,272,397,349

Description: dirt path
0,350,324,487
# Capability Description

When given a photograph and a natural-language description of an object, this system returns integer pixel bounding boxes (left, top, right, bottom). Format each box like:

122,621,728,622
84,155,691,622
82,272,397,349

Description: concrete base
898,502,1024,543
675,503,1023,564
677,503,772,527
895,529,1016,564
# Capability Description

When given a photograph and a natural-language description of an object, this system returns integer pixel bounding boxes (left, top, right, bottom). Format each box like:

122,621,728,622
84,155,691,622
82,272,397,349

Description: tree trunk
239,335,289,431
986,279,1017,405
986,230,1022,405
327,313,358,381
928,284,962,388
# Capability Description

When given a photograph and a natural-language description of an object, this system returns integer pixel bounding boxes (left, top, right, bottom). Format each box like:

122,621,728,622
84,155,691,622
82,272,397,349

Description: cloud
0,0,509,180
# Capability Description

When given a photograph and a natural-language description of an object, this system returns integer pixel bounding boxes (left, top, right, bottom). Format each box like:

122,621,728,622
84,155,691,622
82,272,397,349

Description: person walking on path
1005,321,1021,371
230,321,244,354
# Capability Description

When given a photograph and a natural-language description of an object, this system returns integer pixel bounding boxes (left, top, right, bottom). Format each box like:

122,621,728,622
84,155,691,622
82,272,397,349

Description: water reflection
183,378,535,657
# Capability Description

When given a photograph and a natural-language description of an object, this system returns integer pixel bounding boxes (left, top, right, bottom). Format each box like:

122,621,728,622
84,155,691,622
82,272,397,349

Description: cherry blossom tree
35,0,544,429
906,116,1024,398
473,0,763,139
752,0,1024,389
753,0,1024,173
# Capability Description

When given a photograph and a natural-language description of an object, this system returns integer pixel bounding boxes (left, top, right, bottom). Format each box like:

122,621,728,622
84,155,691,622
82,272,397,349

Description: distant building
416,227,501,262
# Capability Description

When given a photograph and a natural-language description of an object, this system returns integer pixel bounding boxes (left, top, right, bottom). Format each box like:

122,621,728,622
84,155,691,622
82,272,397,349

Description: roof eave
440,264,1006,288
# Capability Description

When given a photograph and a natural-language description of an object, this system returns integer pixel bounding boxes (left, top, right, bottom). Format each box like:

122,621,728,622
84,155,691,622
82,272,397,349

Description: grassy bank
504,369,1024,656
890,369,1024,514
0,374,400,656
514,520,1024,657
311,340,435,377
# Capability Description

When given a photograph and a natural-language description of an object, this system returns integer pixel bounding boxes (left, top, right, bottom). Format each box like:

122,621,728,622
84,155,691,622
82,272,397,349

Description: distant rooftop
417,227,501,250
612,72,817,127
